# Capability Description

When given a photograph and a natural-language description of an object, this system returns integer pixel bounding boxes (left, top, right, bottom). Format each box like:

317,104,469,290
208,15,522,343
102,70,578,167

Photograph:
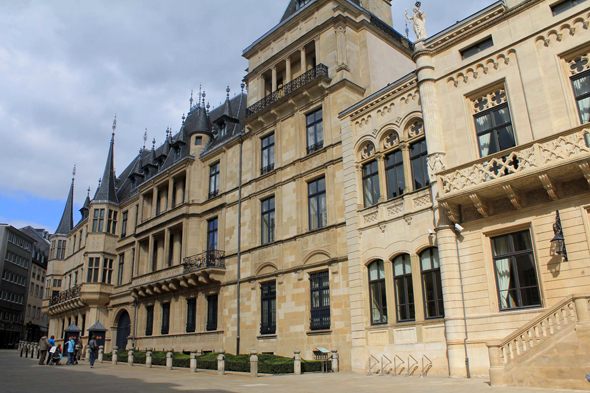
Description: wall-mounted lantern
550,211,568,261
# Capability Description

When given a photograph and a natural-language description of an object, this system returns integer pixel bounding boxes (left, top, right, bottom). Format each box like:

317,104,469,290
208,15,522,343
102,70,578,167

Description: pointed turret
56,167,76,235
94,118,119,204
79,187,91,220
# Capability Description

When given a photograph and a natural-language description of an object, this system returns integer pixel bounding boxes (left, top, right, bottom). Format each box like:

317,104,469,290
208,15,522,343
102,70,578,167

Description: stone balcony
437,127,590,223
131,250,226,298
44,283,114,316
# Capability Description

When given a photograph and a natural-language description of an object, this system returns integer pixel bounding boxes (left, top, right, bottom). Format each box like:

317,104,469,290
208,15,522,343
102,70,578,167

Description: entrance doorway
116,311,131,350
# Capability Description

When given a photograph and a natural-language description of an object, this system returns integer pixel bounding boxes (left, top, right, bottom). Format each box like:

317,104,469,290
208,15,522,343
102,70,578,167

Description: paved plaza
0,351,585,393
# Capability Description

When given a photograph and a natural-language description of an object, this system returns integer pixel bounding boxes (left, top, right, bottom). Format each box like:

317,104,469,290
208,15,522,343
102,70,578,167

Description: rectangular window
385,150,405,199
410,140,430,190
460,37,494,60
393,254,415,322
310,271,330,331
551,0,587,15
117,254,124,286
102,258,114,284
362,160,380,207
121,212,128,238
161,303,170,335
87,257,100,283
57,240,66,260
72,235,76,254
207,218,218,252
492,231,541,311
306,109,324,154
261,134,275,174
145,306,154,336
260,281,277,335
206,294,218,331
35,285,39,297
474,104,515,157
420,248,444,319
261,197,276,245
186,298,196,333
107,210,118,235
572,71,590,124
308,177,327,231
92,209,105,232
152,240,158,272
209,163,220,199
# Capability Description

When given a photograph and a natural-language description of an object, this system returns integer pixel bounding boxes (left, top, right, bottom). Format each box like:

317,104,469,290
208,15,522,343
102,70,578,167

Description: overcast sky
0,0,495,232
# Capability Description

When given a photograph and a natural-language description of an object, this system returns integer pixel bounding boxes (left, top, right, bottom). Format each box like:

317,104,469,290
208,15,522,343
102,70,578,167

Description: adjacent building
43,0,590,389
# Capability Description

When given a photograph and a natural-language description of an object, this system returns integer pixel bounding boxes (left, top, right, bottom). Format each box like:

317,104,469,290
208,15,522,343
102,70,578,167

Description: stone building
0,224,34,348
44,0,590,389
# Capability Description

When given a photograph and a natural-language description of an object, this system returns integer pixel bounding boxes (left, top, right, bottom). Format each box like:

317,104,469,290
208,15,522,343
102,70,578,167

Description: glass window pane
497,126,516,151
513,231,532,252
319,194,327,227
492,235,511,256
475,113,492,132
369,262,378,281
573,74,590,97
577,97,590,124
494,107,512,125
307,126,316,145
421,251,432,271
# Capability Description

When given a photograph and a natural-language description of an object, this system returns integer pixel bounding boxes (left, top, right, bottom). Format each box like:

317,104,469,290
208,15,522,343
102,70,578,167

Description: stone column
286,57,292,83
314,36,321,65
148,235,155,272
98,346,104,363
138,194,145,224
376,154,387,203
331,349,339,372
271,67,277,92
166,348,173,370
487,344,504,386
400,143,413,193
163,228,171,268
217,350,225,375
294,350,301,375
190,350,198,373
152,187,158,218
301,48,307,72
128,349,134,366
168,178,175,209
112,347,118,365
146,348,153,368
575,297,590,324
250,350,258,378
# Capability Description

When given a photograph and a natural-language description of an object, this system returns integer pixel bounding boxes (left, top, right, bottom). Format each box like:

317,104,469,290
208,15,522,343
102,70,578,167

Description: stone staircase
487,294,590,391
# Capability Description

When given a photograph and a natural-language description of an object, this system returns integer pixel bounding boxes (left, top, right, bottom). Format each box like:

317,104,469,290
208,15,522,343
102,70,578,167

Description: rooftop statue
406,1,426,41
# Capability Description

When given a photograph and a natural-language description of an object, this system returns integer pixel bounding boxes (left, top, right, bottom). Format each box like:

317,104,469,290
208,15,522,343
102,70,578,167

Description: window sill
257,334,277,340
307,329,332,336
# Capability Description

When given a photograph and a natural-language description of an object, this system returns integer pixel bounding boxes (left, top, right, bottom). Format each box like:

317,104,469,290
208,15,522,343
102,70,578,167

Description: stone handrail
438,127,590,196
487,294,590,368
50,284,82,306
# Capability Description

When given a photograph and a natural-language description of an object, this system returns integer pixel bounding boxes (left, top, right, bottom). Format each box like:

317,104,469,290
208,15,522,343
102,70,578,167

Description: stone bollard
24,343,28,358
166,348,174,370
294,350,301,375
112,347,118,365
128,349,134,366
18,341,22,351
86,347,91,362
146,348,153,368
34,344,39,359
98,346,104,363
190,350,198,373
217,350,225,375
250,350,258,378
331,349,339,372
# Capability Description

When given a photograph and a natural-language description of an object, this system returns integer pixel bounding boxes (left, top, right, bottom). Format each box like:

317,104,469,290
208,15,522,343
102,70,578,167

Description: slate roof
94,134,119,204
87,321,108,332
55,179,75,235
281,0,360,23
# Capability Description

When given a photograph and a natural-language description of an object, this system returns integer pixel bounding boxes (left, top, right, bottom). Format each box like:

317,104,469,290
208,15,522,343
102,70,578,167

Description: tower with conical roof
55,166,76,236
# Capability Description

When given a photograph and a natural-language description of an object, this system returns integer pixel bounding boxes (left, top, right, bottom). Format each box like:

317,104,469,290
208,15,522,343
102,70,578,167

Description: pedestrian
46,336,55,365
38,336,51,365
74,338,81,364
50,344,62,366
88,335,98,368
66,337,75,365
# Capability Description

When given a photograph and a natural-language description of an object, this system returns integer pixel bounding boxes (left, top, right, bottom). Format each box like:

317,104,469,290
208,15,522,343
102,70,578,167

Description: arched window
362,160,380,207
420,248,444,319
393,254,415,322
368,260,387,325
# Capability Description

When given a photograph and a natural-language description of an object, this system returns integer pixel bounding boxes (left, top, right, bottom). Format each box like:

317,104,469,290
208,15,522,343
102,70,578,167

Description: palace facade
44,0,590,389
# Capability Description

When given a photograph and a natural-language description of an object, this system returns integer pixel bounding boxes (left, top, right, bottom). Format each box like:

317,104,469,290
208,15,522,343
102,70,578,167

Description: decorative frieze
472,88,507,114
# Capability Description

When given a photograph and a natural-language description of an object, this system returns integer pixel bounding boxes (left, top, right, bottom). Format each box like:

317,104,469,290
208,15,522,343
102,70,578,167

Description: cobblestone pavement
1,350,583,393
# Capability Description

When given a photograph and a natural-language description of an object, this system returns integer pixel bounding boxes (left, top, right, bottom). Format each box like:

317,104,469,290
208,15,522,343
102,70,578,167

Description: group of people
37,335,100,367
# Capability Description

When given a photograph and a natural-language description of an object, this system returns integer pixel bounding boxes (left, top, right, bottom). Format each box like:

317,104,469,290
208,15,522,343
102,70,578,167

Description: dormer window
295,0,311,11
219,122,227,137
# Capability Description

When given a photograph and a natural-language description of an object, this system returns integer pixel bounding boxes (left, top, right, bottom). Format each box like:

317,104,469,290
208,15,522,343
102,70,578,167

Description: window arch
393,254,415,322
368,260,387,325
362,160,380,207
420,248,444,319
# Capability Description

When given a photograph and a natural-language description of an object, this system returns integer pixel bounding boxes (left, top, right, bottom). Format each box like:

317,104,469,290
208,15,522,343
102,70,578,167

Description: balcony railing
183,250,226,274
247,64,329,118
50,285,81,306
438,128,590,197
208,189,219,200
261,163,275,175
370,15,413,50
307,140,324,155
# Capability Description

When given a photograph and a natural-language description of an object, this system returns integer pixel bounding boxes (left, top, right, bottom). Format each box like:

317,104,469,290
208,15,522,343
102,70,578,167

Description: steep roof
94,134,119,204
55,178,75,235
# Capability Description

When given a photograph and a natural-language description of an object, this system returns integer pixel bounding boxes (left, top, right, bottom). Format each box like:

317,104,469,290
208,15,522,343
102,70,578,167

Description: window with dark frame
310,271,330,331
308,177,327,231
102,258,114,284
92,209,105,232
460,37,494,60
186,298,196,333
207,218,218,252
261,197,276,245
368,260,388,325
393,254,415,322
161,303,170,335
117,254,125,286
306,109,324,154
145,306,154,336
410,140,430,190
474,104,516,157
385,150,405,199
492,231,542,311
295,0,311,11
551,0,587,15
261,134,275,174
206,294,218,331
121,211,128,238
87,258,100,283
260,281,277,335
362,160,380,207
572,70,590,124
152,239,158,272
420,248,444,319
107,210,118,235
209,163,220,199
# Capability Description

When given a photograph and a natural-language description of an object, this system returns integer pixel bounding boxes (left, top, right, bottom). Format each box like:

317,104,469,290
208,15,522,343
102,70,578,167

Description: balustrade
183,250,225,274
50,285,82,306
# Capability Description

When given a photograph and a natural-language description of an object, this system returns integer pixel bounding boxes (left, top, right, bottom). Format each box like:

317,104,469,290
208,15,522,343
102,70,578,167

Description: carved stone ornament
472,88,507,114
427,152,446,178
408,120,424,138
569,54,589,75
405,2,427,41
383,132,400,149
361,143,376,160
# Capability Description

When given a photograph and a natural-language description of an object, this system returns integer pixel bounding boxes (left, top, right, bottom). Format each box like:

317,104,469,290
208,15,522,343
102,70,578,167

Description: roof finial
189,90,194,110
241,82,245,92
98,178,102,188
182,113,186,124
72,164,77,181
207,102,211,114
112,114,117,139
202,90,206,107
198,85,202,107
143,129,148,149
226,86,230,98
87,187,91,197
152,138,156,150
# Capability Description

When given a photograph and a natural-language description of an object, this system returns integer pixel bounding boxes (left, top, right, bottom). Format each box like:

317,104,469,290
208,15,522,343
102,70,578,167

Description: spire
79,187,91,221
189,90,194,110
94,120,119,204
222,86,233,118
55,165,76,235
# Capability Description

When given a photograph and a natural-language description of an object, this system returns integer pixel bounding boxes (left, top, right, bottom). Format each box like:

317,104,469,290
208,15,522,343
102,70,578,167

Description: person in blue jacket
46,336,56,365
66,337,76,365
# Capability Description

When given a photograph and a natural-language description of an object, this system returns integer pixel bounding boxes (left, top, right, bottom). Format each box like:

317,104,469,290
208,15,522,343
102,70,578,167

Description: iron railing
307,141,324,155
261,163,275,175
50,285,82,306
247,64,329,118
208,189,219,200
369,15,413,50
260,323,276,335
183,250,226,274
310,307,331,331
